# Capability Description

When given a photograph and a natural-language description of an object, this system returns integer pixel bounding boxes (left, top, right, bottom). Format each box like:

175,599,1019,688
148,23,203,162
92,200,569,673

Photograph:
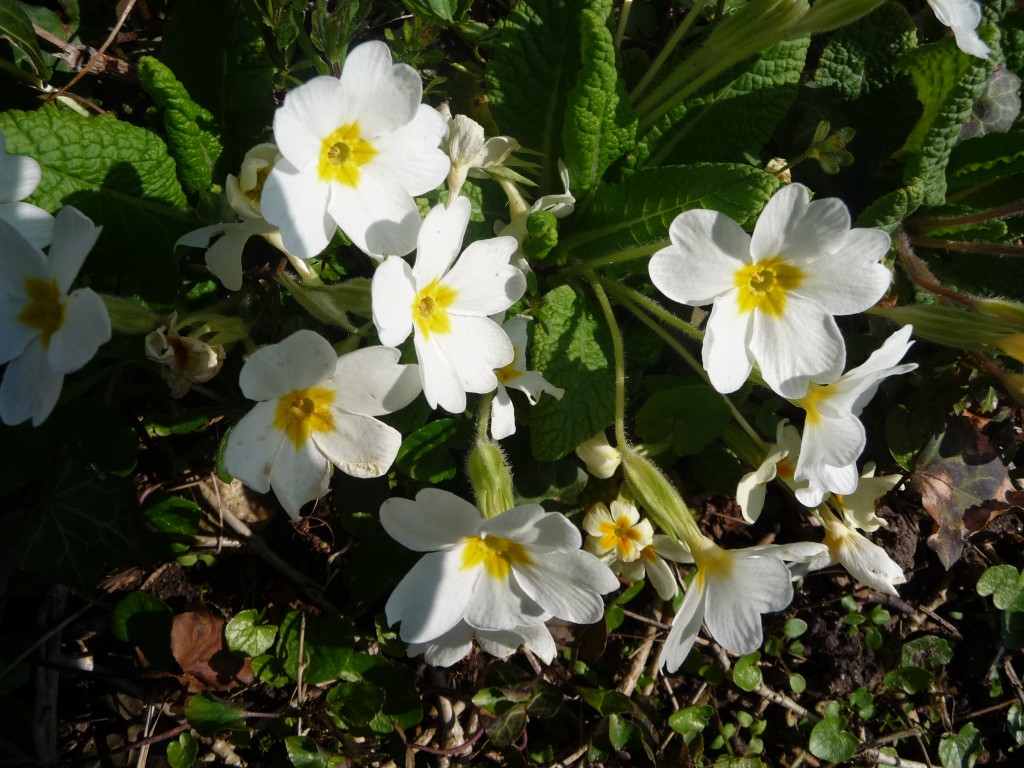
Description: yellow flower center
598,514,647,558
318,122,377,187
734,257,804,316
794,382,830,426
243,166,271,203
692,540,733,579
272,386,336,448
461,535,531,580
776,458,795,480
18,277,66,348
412,279,458,339
496,348,521,384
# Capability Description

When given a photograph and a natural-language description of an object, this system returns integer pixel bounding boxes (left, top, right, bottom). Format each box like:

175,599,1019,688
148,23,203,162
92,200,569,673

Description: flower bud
619,445,703,550
466,437,515,519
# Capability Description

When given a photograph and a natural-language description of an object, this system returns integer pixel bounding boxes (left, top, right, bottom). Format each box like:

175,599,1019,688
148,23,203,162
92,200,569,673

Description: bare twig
52,0,138,101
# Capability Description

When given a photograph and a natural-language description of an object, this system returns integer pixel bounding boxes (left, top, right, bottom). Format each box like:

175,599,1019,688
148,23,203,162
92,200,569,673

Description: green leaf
284,735,329,768
635,385,732,456
166,732,199,768
977,564,1024,610
225,609,278,657
529,285,614,461
143,494,202,537
557,164,779,266
783,618,808,638
5,462,157,592
814,2,916,101
184,692,246,736
608,713,638,752
640,39,808,167
579,686,632,716
0,109,190,304
902,635,954,668
939,722,983,768
732,653,762,692
394,418,460,482
0,0,47,77
897,38,992,205
946,129,1024,192
668,704,714,737
910,416,1015,569
138,56,223,194
884,665,934,694
159,0,276,173
789,673,806,694
110,591,172,643
856,177,925,233
809,715,859,762
276,611,356,685
487,0,581,188
561,0,636,194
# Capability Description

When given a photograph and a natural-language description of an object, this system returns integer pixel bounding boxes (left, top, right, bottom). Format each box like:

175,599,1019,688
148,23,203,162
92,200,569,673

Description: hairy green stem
598,277,704,342
562,240,668,277
588,276,628,450
629,0,708,103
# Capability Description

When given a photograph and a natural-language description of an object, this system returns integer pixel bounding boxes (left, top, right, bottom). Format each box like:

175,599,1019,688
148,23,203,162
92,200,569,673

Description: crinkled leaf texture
0,108,192,304
138,56,223,194
557,163,779,267
530,285,614,461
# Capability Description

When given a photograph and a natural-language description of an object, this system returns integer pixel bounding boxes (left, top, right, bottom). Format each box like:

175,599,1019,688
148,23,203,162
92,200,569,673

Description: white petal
480,623,557,664
953,26,990,58
703,554,793,654
368,105,449,195
224,401,282,494
269,435,332,518
0,216,47,286
239,329,337,402
49,207,101,293
794,228,891,315
313,411,400,478
466,570,540,631
750,184,850,265
339,42,419,137
513,550,618,624
0,340,63,426
47,288,110,374
645,552,680,600
796,414,864,486
649,209,750,306
0,145,41,202
260,159,334,259
661,577,707,672
750,295,846,399
408,621,475,667
412,199,471,284
176,222,231,249
490,384,517,439
830,523,905,596
823,326,916,416
413,332,466,413
0,202,54,249
702,294,754,394
481,506,581,552
445,239,525,315
371,257,416,347
274,76,349,170
327,168,421,257
0,288,34,365
508,370,564,404
380,488,482,551
436,314,513,393
204,225,254,291
736,468,770,525
333,345,421,416
386,549,478,643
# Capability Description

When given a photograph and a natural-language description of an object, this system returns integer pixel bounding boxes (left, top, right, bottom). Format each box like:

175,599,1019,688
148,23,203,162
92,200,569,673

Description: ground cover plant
2,0,1024,765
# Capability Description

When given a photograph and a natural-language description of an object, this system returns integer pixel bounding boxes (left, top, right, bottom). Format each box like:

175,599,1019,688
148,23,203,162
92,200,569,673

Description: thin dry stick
618,619,660,697
53,0,137,101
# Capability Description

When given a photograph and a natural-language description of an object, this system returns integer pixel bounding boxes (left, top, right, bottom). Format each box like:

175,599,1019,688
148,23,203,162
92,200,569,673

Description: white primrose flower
837,463,902,533
661,541,800,673
792,325,917,508
821,509,906,596
371,197,526,413
177,143,280,291
613,535,693,601
583,500,655,563
407,619,557,668
649,183,892,398
440,106,519,200
0,207,110,426
0,127,54,249
927,0,990,59
490,316,564,440
575,431,622,479
224,330,421,518
381,489,619,644
262,41,449,258
736,419,804,524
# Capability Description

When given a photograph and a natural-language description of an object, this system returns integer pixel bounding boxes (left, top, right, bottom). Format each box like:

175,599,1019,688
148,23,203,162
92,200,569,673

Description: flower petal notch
371,197,527,413
649,184,893,399
224,330,421,518
0,207,110,426
261,41,450,259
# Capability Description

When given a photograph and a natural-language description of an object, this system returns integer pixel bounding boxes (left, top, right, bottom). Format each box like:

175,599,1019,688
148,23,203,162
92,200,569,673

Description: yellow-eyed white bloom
224,330,420,518
382,489,618,644
491,316,564,440
371,198,526,413
262,41,449,258
736,419,805,524
821,508,906,596
0,208,110,426
613,535,693,601
583,500,654,563
649,183,892,398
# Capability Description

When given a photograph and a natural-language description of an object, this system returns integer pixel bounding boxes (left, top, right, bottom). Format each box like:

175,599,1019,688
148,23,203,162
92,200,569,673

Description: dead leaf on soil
910,417,1021,569
170,609,253,692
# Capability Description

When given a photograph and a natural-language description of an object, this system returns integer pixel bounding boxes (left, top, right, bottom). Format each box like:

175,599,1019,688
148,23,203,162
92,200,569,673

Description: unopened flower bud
145,321,225,398
466,437,515,519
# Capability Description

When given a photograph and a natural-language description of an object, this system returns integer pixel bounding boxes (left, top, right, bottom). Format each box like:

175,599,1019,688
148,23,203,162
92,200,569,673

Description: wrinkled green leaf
946,129,1024,192
110,591,172,643
635,385,732,456
285,735,329,768
225,609,277,657
977,564,1024,611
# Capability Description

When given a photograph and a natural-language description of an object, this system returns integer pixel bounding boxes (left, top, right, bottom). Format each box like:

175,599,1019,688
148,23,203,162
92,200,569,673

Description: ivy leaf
138,56,223,195
809,715,859,762
159,0,276,174
487,0,581,189
910,417,1017,569
897,38,992,205
0,109,191,304
557,164,779,267
562,0,636,194
0,0,47,77
579,686,632,716
530,285,614,461
939,722,984,768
